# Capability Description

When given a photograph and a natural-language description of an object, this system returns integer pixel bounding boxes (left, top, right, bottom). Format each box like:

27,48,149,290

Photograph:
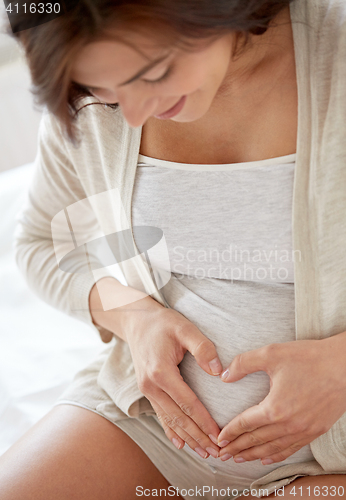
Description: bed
0,162,112,456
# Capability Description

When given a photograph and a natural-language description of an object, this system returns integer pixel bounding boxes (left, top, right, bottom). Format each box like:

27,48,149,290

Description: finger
217,401,271,446
150,393,219,458
259,437,308,465
218,422,289,458
149,396,217,459
149,399,185,450
240,435,308,464
177,323,223,376
157,364,221,445
220,345,274,383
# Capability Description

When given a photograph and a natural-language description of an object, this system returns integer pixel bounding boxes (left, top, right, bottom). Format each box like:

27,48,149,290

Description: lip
154,95,187,120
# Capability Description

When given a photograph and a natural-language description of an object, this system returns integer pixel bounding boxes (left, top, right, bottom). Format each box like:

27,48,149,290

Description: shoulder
74,97,127,144
295,0,346,92
305,0,346,45
40,96,130,152
36,98,135,187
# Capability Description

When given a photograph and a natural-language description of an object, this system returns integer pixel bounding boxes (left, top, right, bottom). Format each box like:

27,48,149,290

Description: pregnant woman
1,0,346,498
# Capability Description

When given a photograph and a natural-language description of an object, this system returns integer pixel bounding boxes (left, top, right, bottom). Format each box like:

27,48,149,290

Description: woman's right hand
121,293,223,459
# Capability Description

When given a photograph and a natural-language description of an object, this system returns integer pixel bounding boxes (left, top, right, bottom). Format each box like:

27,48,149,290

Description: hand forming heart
217,331,346,465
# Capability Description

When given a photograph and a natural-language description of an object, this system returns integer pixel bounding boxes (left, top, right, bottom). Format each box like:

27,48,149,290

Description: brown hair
8,0,294,143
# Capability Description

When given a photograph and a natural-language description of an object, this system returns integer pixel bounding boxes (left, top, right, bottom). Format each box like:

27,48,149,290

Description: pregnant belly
162,274,315,476
163,274,294,427
179,352,271,430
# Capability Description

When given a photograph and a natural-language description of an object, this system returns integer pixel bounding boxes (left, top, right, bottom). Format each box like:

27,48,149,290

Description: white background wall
0,4,42,172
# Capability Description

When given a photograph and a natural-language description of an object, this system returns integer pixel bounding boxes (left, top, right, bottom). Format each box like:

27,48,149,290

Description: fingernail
234,456,246,463
262,458,274,465
209,434,219,445
221,369,229,381
220,453,232,461
209,357,222,375
172,438,181,450
218,440,230,447
206,447,219,458
195,447,208,459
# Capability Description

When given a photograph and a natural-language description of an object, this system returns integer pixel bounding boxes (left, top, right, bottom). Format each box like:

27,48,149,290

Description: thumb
220,348,268,383
179,325,223,376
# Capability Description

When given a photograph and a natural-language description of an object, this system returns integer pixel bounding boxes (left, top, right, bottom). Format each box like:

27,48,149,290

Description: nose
118,92,159,127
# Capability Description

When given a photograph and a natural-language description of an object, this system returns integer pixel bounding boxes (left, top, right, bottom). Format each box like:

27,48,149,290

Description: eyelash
142,65,173,85
83,85,99,94
81,64,173,94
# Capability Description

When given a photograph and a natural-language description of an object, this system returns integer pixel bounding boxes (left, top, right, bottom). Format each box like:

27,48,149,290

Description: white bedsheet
0,163,113,456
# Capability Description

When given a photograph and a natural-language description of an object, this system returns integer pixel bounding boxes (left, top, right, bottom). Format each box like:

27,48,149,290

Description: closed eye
141,65,173,85
85,86,103,94
74,63,173,95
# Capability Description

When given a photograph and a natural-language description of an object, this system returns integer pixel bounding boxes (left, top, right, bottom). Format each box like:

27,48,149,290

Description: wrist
89,277,163,342
118,292,165,342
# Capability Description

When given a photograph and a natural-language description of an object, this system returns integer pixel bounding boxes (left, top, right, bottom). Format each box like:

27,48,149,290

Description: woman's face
71,30,240,128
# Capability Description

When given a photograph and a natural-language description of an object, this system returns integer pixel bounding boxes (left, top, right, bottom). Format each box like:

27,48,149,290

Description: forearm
88,277,163,342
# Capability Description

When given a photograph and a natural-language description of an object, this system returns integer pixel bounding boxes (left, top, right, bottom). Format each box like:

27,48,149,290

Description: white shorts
53,346,331,500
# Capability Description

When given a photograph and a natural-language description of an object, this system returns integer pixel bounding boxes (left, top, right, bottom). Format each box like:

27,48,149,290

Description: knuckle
293,419,309,434
289,442,302,453
262,343,279,362
156,412,170,432
307,421,326,437
137,377,150,394
239,415,252,432
286,421,300,434
162,414,173,427
179,402,194,417
193,338,214,358
160,420,170,434
269,442,283,455
155,409,165,422
293,422,305,434
148,365,164,384
265,405,286,424
248,432,264,447
171,414,185,429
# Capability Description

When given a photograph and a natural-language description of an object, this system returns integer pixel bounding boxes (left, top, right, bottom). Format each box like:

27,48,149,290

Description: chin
171,115,195,123
171,108,208,123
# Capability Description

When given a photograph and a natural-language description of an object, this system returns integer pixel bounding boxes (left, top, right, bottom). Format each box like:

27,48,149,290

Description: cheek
166,63,212,97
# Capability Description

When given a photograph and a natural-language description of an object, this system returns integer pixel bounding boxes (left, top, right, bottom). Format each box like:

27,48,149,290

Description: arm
13,109,113,342
88,276,149,341
14,110,222,458
89,276,223,458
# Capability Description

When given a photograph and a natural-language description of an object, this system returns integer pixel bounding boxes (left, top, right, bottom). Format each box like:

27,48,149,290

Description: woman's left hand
217,331,346,465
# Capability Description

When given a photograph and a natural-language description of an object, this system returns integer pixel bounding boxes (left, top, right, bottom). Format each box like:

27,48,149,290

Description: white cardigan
14,0,346,490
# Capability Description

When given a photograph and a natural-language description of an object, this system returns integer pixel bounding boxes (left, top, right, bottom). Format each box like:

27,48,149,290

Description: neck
220,5,293,94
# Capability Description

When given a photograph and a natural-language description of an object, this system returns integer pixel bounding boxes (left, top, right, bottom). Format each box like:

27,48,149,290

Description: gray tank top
132,153,314,480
